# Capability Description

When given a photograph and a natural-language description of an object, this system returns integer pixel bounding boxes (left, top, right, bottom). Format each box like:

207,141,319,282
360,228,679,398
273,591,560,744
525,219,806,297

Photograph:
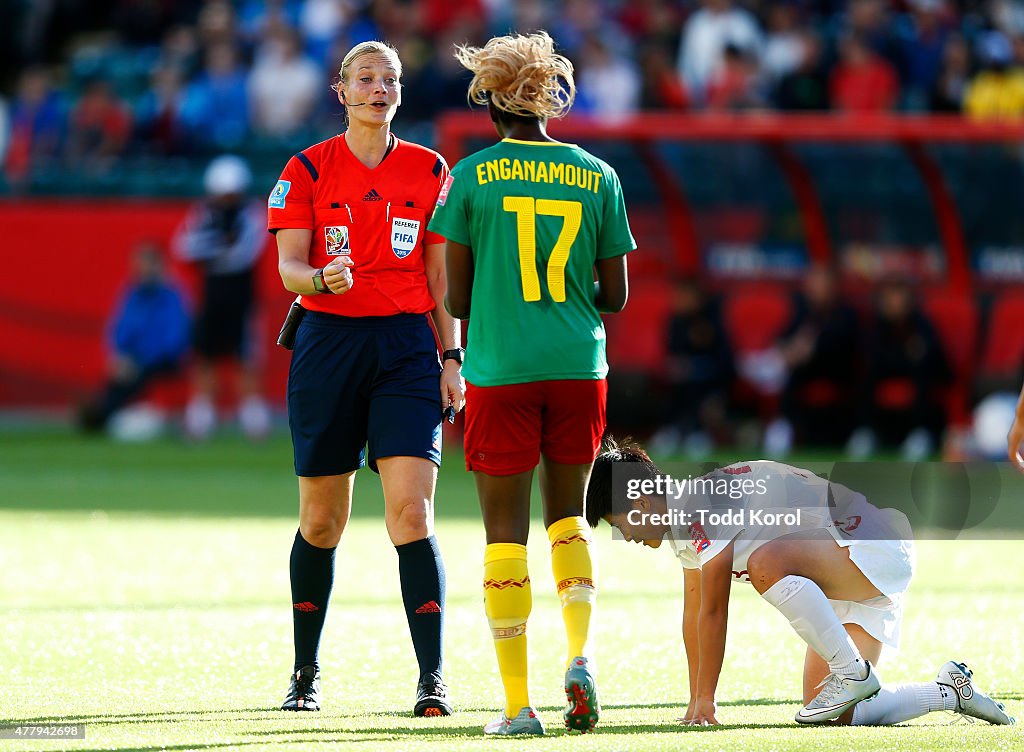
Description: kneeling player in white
586,439,1015,727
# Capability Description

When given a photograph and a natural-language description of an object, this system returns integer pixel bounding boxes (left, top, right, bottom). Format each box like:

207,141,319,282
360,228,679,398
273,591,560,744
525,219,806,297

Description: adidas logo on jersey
363,188,383,201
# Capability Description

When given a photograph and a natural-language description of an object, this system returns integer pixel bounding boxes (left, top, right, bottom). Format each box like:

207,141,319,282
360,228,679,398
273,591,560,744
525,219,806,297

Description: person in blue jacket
78,242,190,432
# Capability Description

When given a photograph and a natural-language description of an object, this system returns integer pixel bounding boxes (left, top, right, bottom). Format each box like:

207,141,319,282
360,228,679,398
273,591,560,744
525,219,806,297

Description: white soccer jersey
667,461,910,584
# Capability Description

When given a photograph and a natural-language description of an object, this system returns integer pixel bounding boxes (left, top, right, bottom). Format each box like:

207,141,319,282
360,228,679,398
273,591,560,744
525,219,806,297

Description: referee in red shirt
268,40,464,717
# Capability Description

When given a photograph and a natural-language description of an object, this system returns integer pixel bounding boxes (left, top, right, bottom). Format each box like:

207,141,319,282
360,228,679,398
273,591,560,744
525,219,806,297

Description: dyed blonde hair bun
455,31,575,119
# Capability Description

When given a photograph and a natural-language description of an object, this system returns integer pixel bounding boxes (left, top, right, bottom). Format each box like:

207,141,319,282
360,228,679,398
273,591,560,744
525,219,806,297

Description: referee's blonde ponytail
455,31,575,120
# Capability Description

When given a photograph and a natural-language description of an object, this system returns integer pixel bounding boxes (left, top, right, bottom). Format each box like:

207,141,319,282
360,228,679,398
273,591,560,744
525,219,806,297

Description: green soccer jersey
428,138,636,387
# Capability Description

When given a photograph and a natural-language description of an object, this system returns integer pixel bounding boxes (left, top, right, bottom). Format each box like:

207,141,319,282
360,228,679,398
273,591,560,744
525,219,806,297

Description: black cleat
414,673,453,717
281,665,321,711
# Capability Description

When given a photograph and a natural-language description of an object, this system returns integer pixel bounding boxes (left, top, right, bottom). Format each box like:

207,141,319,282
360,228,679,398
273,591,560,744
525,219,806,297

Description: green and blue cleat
483,706,545,736
564,656,600,732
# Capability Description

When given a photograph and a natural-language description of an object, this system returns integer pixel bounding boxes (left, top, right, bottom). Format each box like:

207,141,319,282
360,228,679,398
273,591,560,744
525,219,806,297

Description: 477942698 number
0,724,86,739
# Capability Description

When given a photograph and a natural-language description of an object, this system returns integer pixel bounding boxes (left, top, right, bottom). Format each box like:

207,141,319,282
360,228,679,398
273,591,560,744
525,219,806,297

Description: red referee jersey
267,134,449,316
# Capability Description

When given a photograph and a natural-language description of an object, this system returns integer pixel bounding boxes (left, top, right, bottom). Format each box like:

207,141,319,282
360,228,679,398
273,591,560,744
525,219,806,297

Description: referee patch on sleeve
436,174,454,206
268,180,291,209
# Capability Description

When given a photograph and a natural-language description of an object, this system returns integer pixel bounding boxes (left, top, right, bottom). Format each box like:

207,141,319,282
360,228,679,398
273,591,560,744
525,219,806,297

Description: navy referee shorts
287,311,442,476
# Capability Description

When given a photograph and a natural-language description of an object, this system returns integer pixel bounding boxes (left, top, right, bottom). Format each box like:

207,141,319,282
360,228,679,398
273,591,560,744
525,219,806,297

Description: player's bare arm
1008,381,1024,471
443,239,473,319
681,567,702,723
425,242,466,413
594,254,628,313
692,540,734,726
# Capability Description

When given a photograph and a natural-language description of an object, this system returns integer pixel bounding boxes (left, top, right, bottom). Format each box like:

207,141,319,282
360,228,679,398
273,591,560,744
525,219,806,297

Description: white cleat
796,661,881,724
483,706,545,736
239,396,271,440
937,661,1015,725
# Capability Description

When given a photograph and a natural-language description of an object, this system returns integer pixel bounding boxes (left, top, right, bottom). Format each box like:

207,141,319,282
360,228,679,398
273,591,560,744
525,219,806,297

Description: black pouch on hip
276,299,306,350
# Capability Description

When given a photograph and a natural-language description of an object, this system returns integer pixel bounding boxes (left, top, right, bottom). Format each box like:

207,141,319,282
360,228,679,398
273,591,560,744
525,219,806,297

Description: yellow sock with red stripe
484,543,532,718
548,516,596,667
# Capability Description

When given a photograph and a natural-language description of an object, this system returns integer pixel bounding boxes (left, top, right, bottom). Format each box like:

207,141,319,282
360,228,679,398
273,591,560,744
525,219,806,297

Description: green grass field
0,431,1021,751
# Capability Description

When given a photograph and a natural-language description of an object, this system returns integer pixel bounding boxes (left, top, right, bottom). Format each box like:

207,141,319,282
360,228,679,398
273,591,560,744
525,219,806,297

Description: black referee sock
289,528,336,672
396,535,446,681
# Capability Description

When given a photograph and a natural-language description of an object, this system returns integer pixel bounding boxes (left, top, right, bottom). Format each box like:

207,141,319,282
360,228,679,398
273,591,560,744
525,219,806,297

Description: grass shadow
718,698,797,707
4,708,356,726
61,740,387,752
994,692,1024,700
8,697,802,729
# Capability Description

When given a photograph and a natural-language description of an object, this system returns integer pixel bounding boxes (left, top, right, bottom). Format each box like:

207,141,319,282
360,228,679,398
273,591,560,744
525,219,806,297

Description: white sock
762,575,865,679
852,683,957,725
239,396,270,439
184,395,216,439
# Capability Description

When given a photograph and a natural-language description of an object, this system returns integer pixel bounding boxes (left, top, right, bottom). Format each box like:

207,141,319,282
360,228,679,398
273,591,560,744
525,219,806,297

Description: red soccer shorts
464,379,607,476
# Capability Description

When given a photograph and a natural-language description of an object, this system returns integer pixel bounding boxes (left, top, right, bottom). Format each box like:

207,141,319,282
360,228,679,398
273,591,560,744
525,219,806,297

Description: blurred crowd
78,155,270,441
652,267,1019,461
4,0,1024,184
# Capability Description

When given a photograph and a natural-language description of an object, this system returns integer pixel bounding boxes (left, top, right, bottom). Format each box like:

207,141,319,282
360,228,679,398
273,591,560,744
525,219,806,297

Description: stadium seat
980,293,1024,380
604,277,674,374
623,207,674,276
722,285,793,355
873,378,918,410
921,290,978,426
721,285,793,418
602,277,674,432
701,207,767,245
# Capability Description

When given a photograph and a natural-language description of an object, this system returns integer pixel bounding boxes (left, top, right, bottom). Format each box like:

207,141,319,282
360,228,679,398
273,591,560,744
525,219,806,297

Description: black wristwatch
442,348,465,366
312,268,330,293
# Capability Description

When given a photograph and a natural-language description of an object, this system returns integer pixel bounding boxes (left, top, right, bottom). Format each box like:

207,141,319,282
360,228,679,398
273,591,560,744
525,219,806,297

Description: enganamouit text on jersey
474,159,603,193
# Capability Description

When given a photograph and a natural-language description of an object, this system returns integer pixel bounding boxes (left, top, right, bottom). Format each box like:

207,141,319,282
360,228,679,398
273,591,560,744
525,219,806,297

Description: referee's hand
440,361,466,416
324,256,354,294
